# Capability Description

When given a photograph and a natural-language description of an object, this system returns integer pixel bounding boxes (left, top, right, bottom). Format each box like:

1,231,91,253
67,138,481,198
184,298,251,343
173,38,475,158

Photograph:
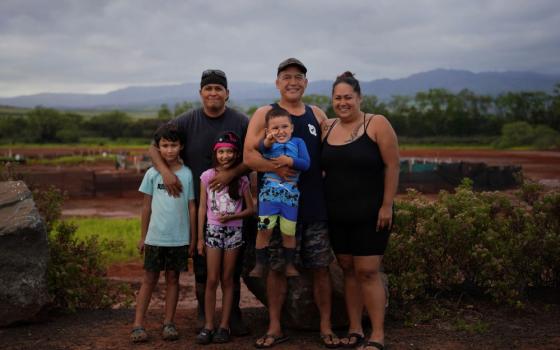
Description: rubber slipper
254,333,289,348
341,332,364,348
320,333,341,348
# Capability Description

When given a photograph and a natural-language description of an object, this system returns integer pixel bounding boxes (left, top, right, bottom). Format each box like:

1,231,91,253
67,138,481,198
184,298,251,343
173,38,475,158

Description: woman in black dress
321,72,399,350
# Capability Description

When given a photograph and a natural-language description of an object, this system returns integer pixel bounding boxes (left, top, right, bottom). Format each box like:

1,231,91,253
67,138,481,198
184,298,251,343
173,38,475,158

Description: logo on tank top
308,124,317,137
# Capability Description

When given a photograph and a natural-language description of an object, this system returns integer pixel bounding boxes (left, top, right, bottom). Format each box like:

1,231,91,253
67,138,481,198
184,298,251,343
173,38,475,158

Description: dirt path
1,301,558,349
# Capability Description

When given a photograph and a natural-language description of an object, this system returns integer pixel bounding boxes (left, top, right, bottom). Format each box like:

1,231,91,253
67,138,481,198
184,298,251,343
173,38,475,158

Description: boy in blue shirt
249,107,310,278
131,123,196,342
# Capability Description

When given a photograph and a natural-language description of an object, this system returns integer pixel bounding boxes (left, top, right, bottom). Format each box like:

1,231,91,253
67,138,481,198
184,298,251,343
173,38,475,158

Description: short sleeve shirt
200,168,249,227
173,107,249,205
139,165,195,246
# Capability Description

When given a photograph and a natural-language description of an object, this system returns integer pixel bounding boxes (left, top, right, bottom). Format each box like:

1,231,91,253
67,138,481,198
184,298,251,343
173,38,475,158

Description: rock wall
0,181,49,326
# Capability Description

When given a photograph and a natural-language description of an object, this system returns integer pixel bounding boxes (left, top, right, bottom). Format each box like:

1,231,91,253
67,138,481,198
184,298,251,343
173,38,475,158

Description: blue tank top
265,103,327,223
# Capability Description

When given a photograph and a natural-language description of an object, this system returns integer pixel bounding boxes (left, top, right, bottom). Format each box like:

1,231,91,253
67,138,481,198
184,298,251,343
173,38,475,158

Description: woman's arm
368,115,400,231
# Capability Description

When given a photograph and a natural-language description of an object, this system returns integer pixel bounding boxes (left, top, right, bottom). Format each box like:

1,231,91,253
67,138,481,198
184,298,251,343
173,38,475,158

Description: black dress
321,115,391,256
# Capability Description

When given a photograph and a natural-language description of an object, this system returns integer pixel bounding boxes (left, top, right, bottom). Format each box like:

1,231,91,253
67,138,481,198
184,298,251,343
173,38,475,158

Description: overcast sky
1,0,559,97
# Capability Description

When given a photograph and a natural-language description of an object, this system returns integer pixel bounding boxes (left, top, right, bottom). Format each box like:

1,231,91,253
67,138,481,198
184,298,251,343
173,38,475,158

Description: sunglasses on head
202,69,226,79
216,132,239,144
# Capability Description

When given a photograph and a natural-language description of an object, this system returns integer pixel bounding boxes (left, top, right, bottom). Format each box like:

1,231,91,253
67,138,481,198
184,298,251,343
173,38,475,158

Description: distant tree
532,125,560,149
124,118,165,139
303,95,331,116
158,104,172,120
85,111,131,140
173,101,196,116
551,83,560,130
0,115,28,143
25,107,70,143
246,105,258,118
495,121,534,148
361,95,388,116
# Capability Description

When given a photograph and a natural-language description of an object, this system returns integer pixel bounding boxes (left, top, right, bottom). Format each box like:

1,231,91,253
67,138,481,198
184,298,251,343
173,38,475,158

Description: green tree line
1,87,559,147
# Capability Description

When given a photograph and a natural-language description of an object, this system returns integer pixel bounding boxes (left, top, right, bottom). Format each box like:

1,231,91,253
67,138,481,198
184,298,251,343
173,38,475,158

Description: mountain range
1,69,558,109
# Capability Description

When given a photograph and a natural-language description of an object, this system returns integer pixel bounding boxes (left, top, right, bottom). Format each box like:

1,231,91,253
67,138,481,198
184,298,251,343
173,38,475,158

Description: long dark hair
332,71,361,96
212,131,243,200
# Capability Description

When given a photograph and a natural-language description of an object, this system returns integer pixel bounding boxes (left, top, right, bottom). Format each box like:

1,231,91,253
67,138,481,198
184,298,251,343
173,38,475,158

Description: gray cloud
0,0,559,96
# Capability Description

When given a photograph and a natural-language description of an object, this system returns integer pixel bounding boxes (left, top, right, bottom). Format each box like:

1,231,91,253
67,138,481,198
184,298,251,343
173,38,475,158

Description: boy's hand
188,244,195,258
272,155,293,168
263,129,277,148
197,240,205,256
266,131,276,142
137,240,145,254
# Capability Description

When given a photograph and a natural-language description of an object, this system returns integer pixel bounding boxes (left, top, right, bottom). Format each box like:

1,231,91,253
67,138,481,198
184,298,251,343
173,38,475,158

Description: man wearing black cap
149,69,251,336
244,58,339,348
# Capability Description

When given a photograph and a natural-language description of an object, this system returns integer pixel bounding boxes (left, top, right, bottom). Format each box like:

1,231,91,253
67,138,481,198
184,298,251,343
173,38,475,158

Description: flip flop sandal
130,326,148,342
254,333,289,348
162,323,179,341
341,332,364,348
320,333,341,348
361,341,384,350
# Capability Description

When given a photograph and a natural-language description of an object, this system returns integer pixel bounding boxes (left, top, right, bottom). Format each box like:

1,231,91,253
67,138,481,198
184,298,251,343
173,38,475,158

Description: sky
1,0,559,97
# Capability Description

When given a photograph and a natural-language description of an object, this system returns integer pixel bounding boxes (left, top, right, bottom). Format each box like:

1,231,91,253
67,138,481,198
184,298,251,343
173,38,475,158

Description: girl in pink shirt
196,131,254,344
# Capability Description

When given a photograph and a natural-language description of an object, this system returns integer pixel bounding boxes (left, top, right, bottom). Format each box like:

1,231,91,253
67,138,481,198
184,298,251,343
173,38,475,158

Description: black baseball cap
277,58,307,76
201,69,228,89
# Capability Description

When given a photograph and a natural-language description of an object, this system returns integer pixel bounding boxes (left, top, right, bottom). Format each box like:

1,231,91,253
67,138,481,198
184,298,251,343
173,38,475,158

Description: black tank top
261,103,327,223
321,115,385,223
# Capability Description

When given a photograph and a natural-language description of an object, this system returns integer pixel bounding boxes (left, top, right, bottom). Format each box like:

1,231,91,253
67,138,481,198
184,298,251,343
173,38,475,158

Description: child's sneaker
285,263,300,277
249,263,265,278
130,326,148,342
213,327,231,343
162,323,179,341
196,328,215,345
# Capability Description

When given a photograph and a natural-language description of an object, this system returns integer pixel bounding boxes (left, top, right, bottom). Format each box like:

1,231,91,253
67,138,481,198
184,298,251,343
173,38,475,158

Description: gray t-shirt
174,107,249,205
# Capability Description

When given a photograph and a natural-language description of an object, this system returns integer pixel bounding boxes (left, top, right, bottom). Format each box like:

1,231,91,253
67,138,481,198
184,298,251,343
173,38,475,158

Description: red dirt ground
2,148,560,349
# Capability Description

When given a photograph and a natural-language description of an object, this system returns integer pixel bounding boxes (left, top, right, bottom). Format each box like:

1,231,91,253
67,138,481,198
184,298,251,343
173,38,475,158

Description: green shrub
386,179,560,309
494,121,534,148
32,187,132,311
32,185,66,232
47,221,125,311
532,125,560,149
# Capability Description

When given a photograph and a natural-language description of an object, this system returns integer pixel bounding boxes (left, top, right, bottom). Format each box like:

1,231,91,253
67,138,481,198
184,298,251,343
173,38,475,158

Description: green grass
0,142,148,149
29,155,117,166
67,217,141,264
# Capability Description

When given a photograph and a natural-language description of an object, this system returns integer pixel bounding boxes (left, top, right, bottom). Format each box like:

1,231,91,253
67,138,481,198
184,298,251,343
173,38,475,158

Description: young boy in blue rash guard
249,107,310,278
131,123,196,343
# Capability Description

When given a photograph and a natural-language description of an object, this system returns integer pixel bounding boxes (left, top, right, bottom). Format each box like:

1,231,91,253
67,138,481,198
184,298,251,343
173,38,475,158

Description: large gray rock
243,262,349,330
242,224,348,330
0,181,49,326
